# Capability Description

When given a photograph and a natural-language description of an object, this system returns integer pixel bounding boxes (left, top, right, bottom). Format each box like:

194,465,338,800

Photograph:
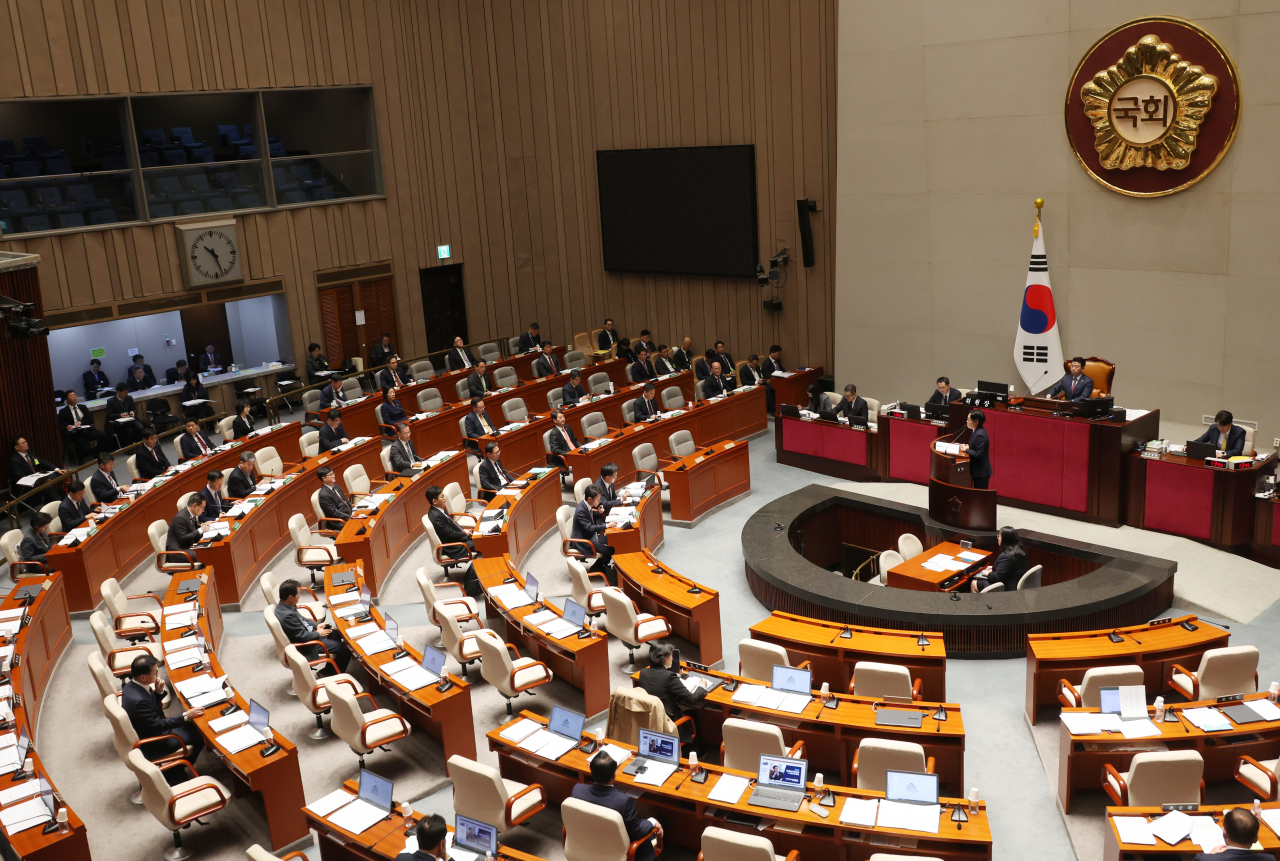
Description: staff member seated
126,365,153,392
547,410,580,469
562,370,587,406
969,526,1028,592
319,377,347,410
318,409,349,454
466,361,490,398
631,347,656,382
615,338,636,364
19,513,54,564
167,493,207,551
227,451,258,498
178,419,214,461
197,342,222,372
633,382,660,421
425,485,481,598
673,337,694,372
135,426,171,480
533,341,561,377
180,371,216,430
90,452,124,503
572,485,616,583
122,655,205,783
200,470,226,522
8,435,65,504
381,386,408,430
58,479,97,530
446,335,477,371
164,359,189,385
59,390,109,462
106,382,144,445
834,384,868,422
388,423,420,473
739,354,764,387
1048,356,1094,402
83,358,110,398
230,399,256,439
1195,410,1247,457
477,442,514,501
637,641,707,743
928,376,962,404
570,752,663,861
125,355,156,388
598,318,620,352
275,579,351,676
305,342,331,384
463,397,496,453
316,465,352,523
369,333,395,369
957,408,991,489
378,357,410,389
517,322,542,353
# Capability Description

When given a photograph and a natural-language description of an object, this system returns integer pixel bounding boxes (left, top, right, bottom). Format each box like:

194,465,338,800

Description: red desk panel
887,417,941,484
1144,459,1215,541
979,409,1089,512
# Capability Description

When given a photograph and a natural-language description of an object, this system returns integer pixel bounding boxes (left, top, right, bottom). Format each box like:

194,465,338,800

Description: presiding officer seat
1063,356,1116,398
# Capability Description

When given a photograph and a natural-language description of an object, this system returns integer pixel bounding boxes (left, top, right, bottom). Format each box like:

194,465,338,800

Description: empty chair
493,366,519,389
720,717,805,772
1057,665,1144,709
300,431,319,458
668,430,696,458
621,400,636,425
661,387,685,410
437,602,483,677
475,629,553,714
978,581,1005,593
897,534,923,560
580,412,608,440
20,215,51,231
447,754,546,834
738,639,809,682
284,644,362,739
477,342,501,363
289,512,341,586
564,350,588,369
563,795,661,861
455,378,471,401
258,570,326,623
701,827,798,861
876,549,904,585
853,738,933,791
694,380,705,401
850,661,922,701
502,398,528,422
415,567,477,645
568,557,607,616
410,360,435,381
1236,753,1280,801
101,577,164,637
90,611,163,677
149,203,175,218
282,189,307,204
1169,646,1259,701
128,748,230,861
588,372,611,394
1017,564,1043,590
1103,750,1204,806
546,389,564,410
631,442,668,486
256,445,298,476
601,587,671,665
323,678,411,769
342,463,385,499
417,387,444,411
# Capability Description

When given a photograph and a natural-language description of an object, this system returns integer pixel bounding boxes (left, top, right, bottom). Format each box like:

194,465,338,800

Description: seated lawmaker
275,578,351,675
388,423,420,473
570,753,662,861
517,322,542,353
547,410,580,469
694,350,716,381
739,354,764,387
178,419,214,460
167,494,207,551
317,466,352,523
598,318,620,352
1048,357,1094,402
126,356,156,388
226,451,258,499
1192,808,1268,861
533,341,561,377
377,357,410,390
834,384,868,422
8,436,65,504
463,398,496,453
18,513,54,565
672,337,694,372
446,335,477,371
369,333,395,370
425,485,480,598
712,341,735,382
615,338,636,364
58,479,98,530
562,370,587,406
380,386,408,431
633,382,659,421
466,361,491,398
319,378,347,410
477,442,515,500
638,641,708,742
135,427,171,480
1196,410,1247,457
969,526,1029,592
701,361,729,398
318,409,349,454
83,358,110,398
165,359,189,385
90,452,124,503
199,470,226,522
123,655,205,780
59,390,109,462
572,485,616,580
653,345,677,376
197,342,222,372
928,376,962,405
230,399,256,440
630,347,656,382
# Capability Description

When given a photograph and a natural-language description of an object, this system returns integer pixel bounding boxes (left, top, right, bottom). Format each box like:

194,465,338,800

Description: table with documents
1105,802,1280,861
614,552,722,667
885,541,991,592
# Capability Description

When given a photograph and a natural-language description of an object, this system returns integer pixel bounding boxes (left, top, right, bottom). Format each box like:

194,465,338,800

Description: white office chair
738,639,809,682
701,827,798,861
416,567,478,646
290,512,341,586
573,478,592,504
897,534,923,560
418,388,444,411
88,650,124,702
568,558,607,616
455,379,471,401
126,454,141,481
1169,646,1259,701
437,602,483,677
502,398,528,423
876,549,904,585
127,748,230,861
853,738,933,791
1017,564,1043,590
217,415,236,440
1057,665,1144,708
149,519,199,573
101,577,164,637
1237,753,1280,801
257,445,297,477
668,429,696,457
171,437,186,464
104,693,192,805
694,380,706,401
850,661,922,701
0,529,45,580
475,629,553,715
720,718,805,772
285,644,363,739
324,677,411,770
380,445,396,479
300,431,320,458
631,442,668,486
302,389,323,423
447,754,546,833
90,610,163,677
661,387,685,410
1104,750,1204,806
444,482,485,521
258,571,326,623
601,587,671,666
979,581,1005,593
563,796,661,861
263,605,300,693
421,513,479,577
580,412,608,440
343,464,385,499
587,372,611,395
493,366,519,389
410,360,436,381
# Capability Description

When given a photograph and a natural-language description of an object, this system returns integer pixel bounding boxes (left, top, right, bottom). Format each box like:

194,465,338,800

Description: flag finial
1033,197,1044,237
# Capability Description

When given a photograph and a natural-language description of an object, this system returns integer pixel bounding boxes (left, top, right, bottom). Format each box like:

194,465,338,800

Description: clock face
188,228,239,281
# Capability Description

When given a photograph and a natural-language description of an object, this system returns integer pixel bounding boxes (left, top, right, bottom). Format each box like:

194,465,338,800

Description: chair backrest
380,445,394,476
284,644,322,702
856,738,927,791
410,361,435,380
39,500,60,521
493,366,518,389
621,400,635,425
148,520,168,554
546,389,564,410
0,530,22,565
564,350,587,369
632,442,658,474
84,478,98,505
581,412,607,439
436,602,469,660
126,454,140,481
323,679,366,749
502,398,528,422
477,343,500,363
245,845,279,861
89,610,120,655
471,460,483,493
1241,424,1256,456
897,533,923,559
567,558,593,606
573,332,592,354
302,389,322,416
421,513,443,552
980,581,1006,593
589,327,605,349
172,437,185,464
541,428,555,454
475,630,517,695
100,577,127,620
739,639,790,681
447,755,511,831
262,604,290,665
557,505,575,540
1017,564,1043,590
562,796,629,861
88,651,118,700
852,661,913,700
573,477,592,504
127,749,181,827
259,571,280,607
288,513,313,550
694,380,706,401
627,363,641,383
864,396,881,423
414,567,441,609
1127,751,1204,807
176,496,190,514
342,377,363,400
661,386,685,410
721,717,785,772
455,378,470,401
417,388,444,412
1063,356,1116,398
343,464,370,495
701,826,778,861
459,416,471,441
669,429,696,457
258,446,285,476
374,404,386,427
601,587,640,646
310,489,326,523
588,372,611,394
1078,665,1145,708
443,483,469,515
1196,646,1259,699
218,415,236,440
877,550,904,584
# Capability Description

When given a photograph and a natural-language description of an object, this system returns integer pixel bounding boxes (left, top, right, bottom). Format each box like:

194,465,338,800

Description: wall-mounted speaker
796,199,816,267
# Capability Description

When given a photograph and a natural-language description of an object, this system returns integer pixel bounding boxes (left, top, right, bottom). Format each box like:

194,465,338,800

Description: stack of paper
215,724,267,754
1118,718,1163,739
388,662,438,691
936,442,961,455
497,591,533,610
355,494,396,510
517,729,577,760
1245,699,1280,721
1112,816,1156,845
1189,817,1224,853
173,674,226,700
582,439,611,451
356,630,396,655
596,743,633,765
328,797,390,835
165,648,204,670
605,506,637,526
202,521,231,539
499,423,524,433
524,609,558,627
346,622,381,638
0,780,40,806
57,526,94,546
876,799,940,834
839,797,879,826
329,591,361,608
499,719,540,743
335,603,368,620
164,632,200,654
957,550,985,561
1060,712,1125,735
0,797,51,834
707,774,751,804
771,371,795,378
621,482,648,496
538,617,582,639
164,609,198,630
754,689,810,714
1149,810,1194,845
1182,707,1233,732
1258,808,1280,837
487,583,521,598
14,471,55,488
731,684,766,705
208,711,248,733
632,761,679,786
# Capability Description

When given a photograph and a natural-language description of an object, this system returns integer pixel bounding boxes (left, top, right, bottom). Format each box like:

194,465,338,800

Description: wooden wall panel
0,0,836,375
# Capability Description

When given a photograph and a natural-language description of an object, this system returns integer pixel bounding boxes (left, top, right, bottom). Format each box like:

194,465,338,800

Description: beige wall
835,0,1279,440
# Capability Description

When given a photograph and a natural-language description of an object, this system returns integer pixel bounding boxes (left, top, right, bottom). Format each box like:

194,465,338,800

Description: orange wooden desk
886,542,991,592
1025,615,1230,724
475,556,612,718
323,562,477,762
767,366,824,412
1105,802,1280,861
662,439,751,525
603,482,665,556
488,709,991,861
614,551,721,667
471,469,562,569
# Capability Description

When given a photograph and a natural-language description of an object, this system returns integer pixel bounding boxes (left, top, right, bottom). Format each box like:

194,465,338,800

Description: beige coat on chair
605,686,676,746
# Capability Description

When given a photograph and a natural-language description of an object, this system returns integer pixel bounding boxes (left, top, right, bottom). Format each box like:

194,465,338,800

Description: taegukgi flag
1013,214,1063,394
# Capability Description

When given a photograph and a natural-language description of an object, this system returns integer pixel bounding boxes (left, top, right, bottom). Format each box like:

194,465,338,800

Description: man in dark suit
378,357,410,390
1192,809,1271,861
445,336,477,372
927,376,962,405
59,390,109,462
58,479,97,530
760,345,785,379
318,409,349,454
1196,410,1248,457
694,350,716,381
227,451,258,499
597,318,620,352
91,453,123,503
126,356,156,388
127,365,153,392
701,361,728,399
275,578,350,676
570,753,662,861
319,378,347,410
167,494,206,550
712,341,735,384
739,354,765,387
637,641,707,742
562,370,587,406
317,466,352,523
396,813,450,861
197,343,222,372
389,423,420,473
653,345,677,376
672,337,694,372
83,359,110,399
630,347,656,382
958,409,991,489
834,384,869,423
533,342,561,377
463,398,497,453
369,333,395,369
305,342,331,385
1048,357,1094,402
595,462,631,512
105,382,144,445
572,486,616,581
122,655,205,781
633,383,660,421
199,470,226,522
547,410,580,469
164,359,189,385
425,485,480,597
18,513,54,564
7,435,64,504
178,419,214,460
466,362,490,398
135,426,171,480
635,329,655,356
517,322,541,353
477,442,514,501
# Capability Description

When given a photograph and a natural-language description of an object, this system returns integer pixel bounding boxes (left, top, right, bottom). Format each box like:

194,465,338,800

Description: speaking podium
928,428,997,532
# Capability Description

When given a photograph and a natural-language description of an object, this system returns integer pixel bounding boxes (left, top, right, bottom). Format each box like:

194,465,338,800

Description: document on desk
1149,810,1194,845
534,734,578,761
731,684,765,706
497,591,533,611
596,743,633,766
774,693,812,714
487,583,520,597
14,471,54,488
875,800,940,834
1118,686,1148,720
1248,699,1280,721
540,619,581,640
329,591,361,607
165,648,204,670
516,728,555,754
1259,808,1280,837
754,689,786,711
477,520,504,535
389,664,438,691
0,797,50,834
0,780,40,806
163,610,198,630
957,551,985,562
838,797,879,827
335,603,368,620
356,630,396,655
215,725,267,755
345,622,381,639
1060,712,1124,735
499,719,540,744
524,609,558,627
174,673,227,699
632,761,679,787
1190,817,1224,853
707,774,751,804
208,711,249,733
1182,707,1233,732
327,797,389,835
1112,816,1157,845
1118,718,1163,739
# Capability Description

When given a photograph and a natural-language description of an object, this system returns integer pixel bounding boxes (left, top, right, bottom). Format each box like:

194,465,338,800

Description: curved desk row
323,561,477,763
488,709,991,861
662,439,752,526
614,551,721,667
1026,615,1230,724
471,469,563,569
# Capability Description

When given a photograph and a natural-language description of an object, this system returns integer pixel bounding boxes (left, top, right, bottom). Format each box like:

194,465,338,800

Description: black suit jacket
446,347,477,371
630,359,655,381
653,356,676,376
464,411,497,441
740,365,764,387
672,348,693,372
694,358,711,381
227,466,256,499
549,424,580,456
369,344,395,369
199,486,225,522
1048,372,1094,402
83,369,110,397
58,496,91,530
319,484,352,522
637,665,708,721
167,509,202,550
478,458,513,493
967,427,992,479
165,367,183,385
569,784,654,861
18,528,52,562
305,354,331,384
571,499,609,553
714,352,735,376
1196,424,1248,458
122,680,187,758
1193,849,1274,861
127,375,151,392
106,394,136,422
633,395,659,421
231,415,255,439
702,375,725,399
274,602,323,658
517,332,541,352
90,468,122,503
428,506,472,559
179,431,214,460
595,476,623,512
761,356,785,378
533,355,561,377
126,364,156,386
835,395,868,422
562,382,586,405
198,352,222,371
58,402,91,432
598,329,619,351
135,444,170,480
378,367,410,389
985,548,1030,591
319,385,348,410
466,371,490,398
389,439,419,473
7,451,53,488
318,423,348,453
927,388,962,405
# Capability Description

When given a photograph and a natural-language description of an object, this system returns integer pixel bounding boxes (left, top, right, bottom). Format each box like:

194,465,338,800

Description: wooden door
318,285,359,365
180,304,233,368
357,278,398,360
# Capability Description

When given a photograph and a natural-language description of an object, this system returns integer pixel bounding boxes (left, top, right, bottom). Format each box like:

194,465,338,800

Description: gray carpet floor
39,411,1280,861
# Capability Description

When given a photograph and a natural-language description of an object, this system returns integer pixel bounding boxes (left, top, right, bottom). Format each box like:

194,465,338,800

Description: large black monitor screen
596,145,758,278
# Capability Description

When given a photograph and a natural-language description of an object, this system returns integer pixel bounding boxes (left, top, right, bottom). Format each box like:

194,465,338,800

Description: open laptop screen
421,645,446,678
455,815,498,856
637,729,679,765
771,665,811,695
1098,687,1122,715
562,599,586,627
548,706,584,741
885,770,938,804
248,699,270,733
383,612,398,643
358,769,393,813
758,754,807,790
524,573,539,601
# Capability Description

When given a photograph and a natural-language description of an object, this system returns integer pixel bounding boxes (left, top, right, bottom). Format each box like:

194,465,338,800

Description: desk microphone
1016,368,1053,400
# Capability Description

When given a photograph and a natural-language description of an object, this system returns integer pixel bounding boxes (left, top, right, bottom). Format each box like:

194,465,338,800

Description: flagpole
1034,197,1044,238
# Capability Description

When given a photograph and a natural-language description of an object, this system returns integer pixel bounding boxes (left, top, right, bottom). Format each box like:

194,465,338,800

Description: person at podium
1195,410,1247,457
968,526,1028,592
958,409,991,489
1048,357,1093,402
927,376,962,405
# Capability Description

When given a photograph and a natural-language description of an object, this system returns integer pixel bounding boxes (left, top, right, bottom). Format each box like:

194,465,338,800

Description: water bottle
820,681,830,703
1253,798,1263,818
968,788,979,815
1153,696,1165,722
1269,681,1279,703
56,807,68,834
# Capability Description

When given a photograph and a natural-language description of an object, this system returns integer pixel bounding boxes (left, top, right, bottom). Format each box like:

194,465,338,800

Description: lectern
928,428,996,531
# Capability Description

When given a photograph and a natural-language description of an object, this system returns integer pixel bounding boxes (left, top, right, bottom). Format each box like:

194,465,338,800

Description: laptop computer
421,644,447,678
524,573,539,602
924,402,949,421
453,814,499,861
248,699,270,735
772,664,812,697
779,404,800,418
747,754,808,812
623,728,680,776
1185,440,1218,460
563,598,587,629
875,708,925,728
885,769,939,805
817,409,839,423
531,706,585,760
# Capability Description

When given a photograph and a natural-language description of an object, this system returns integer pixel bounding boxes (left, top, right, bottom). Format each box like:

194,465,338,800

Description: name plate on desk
1140,451,1163,460
963,392,1006,407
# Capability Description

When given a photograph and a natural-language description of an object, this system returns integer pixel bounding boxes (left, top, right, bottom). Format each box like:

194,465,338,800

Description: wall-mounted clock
175,218,243,288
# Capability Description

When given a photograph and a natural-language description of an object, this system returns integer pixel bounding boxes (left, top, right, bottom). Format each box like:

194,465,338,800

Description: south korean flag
1013,218,1063,394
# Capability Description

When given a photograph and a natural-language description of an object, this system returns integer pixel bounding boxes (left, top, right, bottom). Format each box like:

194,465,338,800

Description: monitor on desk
562,599,586,628
1185,440,1218,460
771,664,812,695
1098,686,1122,715
885,770,938,805
455,815,498,857
925,402,949,421
359,585,372,610
636,729,680,765
977,381,1009,395
358,768,393,814
248,699,270,733
817,409,838,423
421,645,446,678
779,404,800,418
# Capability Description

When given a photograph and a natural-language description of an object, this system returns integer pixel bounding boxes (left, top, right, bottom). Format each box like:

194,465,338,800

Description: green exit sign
437,244,451,259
